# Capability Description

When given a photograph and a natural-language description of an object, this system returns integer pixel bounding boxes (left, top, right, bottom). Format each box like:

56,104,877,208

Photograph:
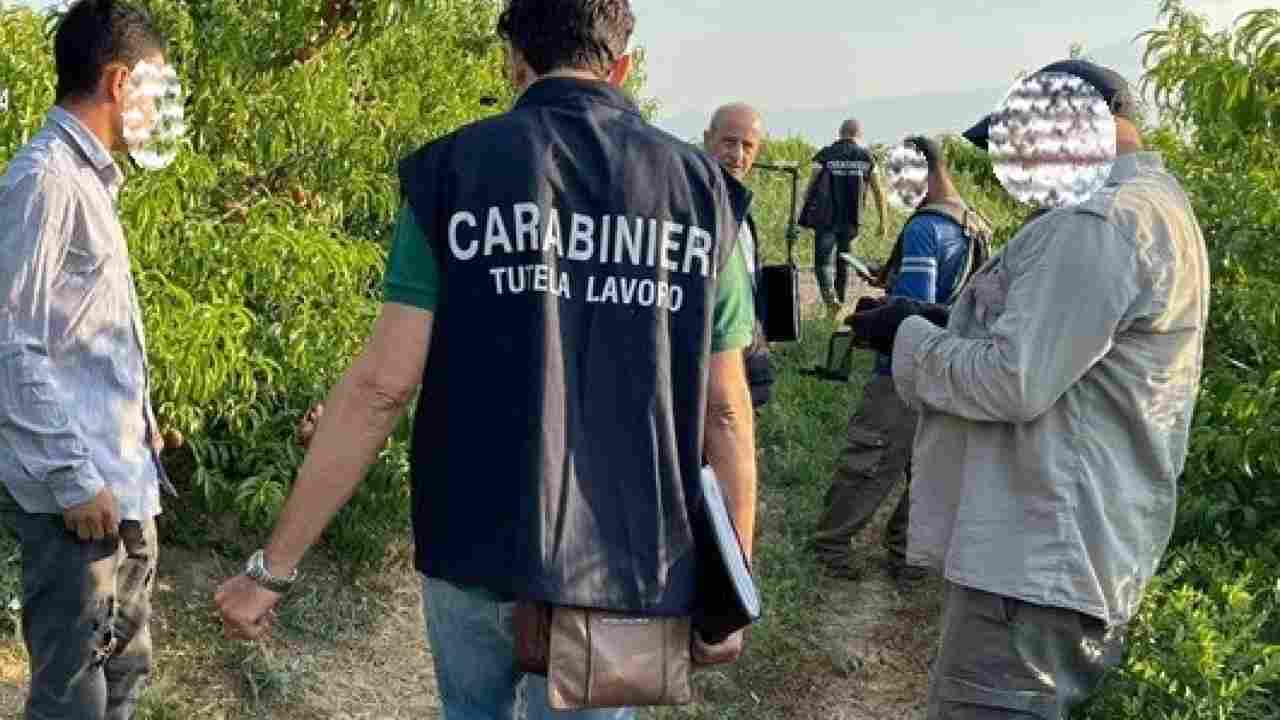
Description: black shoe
817,553,866,581
886,557,929,586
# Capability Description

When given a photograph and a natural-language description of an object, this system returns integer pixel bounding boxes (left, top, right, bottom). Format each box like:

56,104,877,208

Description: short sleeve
383,205,439,311
711,242,754,353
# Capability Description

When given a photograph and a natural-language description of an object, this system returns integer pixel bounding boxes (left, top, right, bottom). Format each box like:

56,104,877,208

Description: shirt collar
1108,151,1163,183
48,106,122,190
514,76,642,117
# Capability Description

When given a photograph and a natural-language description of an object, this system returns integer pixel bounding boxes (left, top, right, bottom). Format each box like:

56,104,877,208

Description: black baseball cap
962,59,1139,150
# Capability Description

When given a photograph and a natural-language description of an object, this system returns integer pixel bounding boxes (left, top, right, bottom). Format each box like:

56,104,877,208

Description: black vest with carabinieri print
398,77,750,615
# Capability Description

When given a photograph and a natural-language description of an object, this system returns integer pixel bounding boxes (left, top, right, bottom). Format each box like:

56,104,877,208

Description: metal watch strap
246,549,297,594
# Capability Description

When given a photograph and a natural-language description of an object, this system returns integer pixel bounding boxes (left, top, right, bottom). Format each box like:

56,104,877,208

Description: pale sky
632,0,1274,142
634,0,1264,115
11,0,1275,143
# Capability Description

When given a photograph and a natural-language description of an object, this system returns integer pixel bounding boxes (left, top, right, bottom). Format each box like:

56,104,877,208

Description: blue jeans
421,576,636,720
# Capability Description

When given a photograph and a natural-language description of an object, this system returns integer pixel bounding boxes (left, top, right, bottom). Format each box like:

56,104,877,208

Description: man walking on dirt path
0,2,175,718
800,118,888,314
216,1,760,718
704,102,774,409
811,136,989,585
847,59,1211,718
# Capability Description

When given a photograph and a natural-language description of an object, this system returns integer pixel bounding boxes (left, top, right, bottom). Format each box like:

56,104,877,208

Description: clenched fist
693,629,746,667
215,575,282,641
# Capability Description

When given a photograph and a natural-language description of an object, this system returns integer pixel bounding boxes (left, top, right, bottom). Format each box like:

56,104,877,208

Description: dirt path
801,486,944,720
0,544,442,720
762,274,943,719
0,277,942,718
0,480,939,720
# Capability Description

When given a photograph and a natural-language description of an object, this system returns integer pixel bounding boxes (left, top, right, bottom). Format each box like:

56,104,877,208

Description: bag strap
876,200,993,298
783,170,799,268
744,214,762,289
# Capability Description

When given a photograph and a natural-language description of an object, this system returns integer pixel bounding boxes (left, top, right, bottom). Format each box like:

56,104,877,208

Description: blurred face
105,50,166,153
704,109,763,180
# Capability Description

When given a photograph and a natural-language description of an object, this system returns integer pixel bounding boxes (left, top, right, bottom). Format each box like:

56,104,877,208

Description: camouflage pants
927,583,1127,719
813,374,916,562
0,486,157,720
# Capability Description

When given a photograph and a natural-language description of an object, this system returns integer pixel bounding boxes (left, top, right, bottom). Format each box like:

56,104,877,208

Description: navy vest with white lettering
398,77,750,615
815,139,875,229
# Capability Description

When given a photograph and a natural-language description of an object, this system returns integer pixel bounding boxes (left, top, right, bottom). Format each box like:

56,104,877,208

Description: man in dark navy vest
215,1,760,717
802,119,889,314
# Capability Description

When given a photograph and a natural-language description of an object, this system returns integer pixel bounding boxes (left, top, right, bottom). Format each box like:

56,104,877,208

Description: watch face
246,551,290,591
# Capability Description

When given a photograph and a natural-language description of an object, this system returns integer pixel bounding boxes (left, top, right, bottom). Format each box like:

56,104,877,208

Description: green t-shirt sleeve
383,205,439,311
711,240,755,353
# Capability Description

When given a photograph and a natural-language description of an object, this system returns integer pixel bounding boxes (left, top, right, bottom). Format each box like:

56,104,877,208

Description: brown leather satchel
514,602,694,709
549,607,692,710
512,597,747,707
511,466,758,708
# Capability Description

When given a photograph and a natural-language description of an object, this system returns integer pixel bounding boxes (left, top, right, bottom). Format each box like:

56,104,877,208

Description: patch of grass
231,645,310,710
139,546,412,719
134,687,197,720
274,570,383,644
650,312,877,719
0,527,19,640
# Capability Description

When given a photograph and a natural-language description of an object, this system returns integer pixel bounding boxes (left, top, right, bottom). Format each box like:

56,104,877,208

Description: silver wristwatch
244,549,298,594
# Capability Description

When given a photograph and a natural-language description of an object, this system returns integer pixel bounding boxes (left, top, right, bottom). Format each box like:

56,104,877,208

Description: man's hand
785,226,800,243
63,488,120,541
850,298,950,354
150,430,164,455
295,403,324,449
905,135,944,169
215,575,283,640
211,304,432,638
849,295,887,320
693,629,745,667
846,297,888,342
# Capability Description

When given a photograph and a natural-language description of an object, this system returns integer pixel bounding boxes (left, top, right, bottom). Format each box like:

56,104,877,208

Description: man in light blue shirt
0,3,171,718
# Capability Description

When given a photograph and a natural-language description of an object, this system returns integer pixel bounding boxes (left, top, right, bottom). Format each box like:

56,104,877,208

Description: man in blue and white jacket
811,136,987,583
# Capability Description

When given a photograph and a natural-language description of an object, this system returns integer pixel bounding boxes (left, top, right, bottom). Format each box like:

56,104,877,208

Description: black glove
785,226,800,242
849,298,950,354
845,296,887,326
904,135,944,168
